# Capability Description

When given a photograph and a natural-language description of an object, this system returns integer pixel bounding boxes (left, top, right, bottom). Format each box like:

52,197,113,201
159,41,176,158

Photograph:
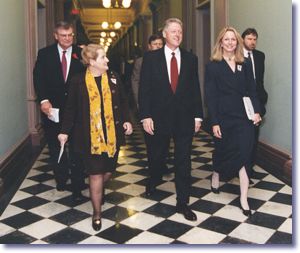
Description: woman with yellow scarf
58,44,132,231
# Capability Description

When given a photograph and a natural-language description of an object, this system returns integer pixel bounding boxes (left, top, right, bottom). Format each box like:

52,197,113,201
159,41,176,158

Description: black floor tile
269,192,292,205
50,209,90,226
27,173,54,183
55,195,89,207
42,227,90,244
144,203,175,218
1,211,43,229
220,236,253,244
198,216,240,234
189,187,211,199
12,196,49,210
105,180,130,191
254,181,284,192
266,231,292,244
105,191,133,205
149,220,192,239
0,231,36,244
96,224,142,244
21,184,53,195
246,212,286,230
102,206,137,222
190,199,225,214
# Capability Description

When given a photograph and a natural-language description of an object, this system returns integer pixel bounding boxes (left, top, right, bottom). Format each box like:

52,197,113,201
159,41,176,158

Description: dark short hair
241,28,258,39
54,21,74,32
148,34,164,44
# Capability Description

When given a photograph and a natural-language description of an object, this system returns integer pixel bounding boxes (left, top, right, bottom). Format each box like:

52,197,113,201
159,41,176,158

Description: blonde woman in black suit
58,44,132,231
204,27,262,217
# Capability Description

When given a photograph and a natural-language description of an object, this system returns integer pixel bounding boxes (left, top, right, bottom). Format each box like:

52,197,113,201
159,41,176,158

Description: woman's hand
212,125,222,138
253,113,262,126
58,134,68,146
123,122,133,135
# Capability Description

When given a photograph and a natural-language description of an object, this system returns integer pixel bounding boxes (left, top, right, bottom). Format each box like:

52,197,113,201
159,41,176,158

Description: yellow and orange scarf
85,69,116,157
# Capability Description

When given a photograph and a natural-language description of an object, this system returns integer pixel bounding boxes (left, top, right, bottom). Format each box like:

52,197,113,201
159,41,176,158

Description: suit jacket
204,59,261,126
138,47,203,136
252,49,268,115
131,57,143,106
60,70,130,155
33,43,85,126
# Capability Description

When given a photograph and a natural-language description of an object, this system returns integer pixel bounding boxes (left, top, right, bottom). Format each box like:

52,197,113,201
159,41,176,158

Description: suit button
116,121,119,125
114,105,118,109
65,93,67,96
112,90,115,93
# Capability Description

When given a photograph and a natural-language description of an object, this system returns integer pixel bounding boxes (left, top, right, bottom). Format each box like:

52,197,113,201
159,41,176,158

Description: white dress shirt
243,48,256,79
164,45,181,84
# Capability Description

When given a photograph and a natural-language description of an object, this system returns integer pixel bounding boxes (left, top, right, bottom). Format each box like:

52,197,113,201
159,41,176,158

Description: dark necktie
248,51,256,79
61,50,67,82
170,52,178,93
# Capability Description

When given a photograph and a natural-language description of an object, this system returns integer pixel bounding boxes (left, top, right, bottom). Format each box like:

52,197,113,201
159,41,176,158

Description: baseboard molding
256,142,292,186
0,134,42,215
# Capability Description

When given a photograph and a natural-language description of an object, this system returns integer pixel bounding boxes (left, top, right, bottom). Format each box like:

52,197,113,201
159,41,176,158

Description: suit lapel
52,44,65,83
158,49,173,94
175,48,186,94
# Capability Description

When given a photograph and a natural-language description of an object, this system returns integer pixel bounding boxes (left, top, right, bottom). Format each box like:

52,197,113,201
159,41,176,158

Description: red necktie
170,52,178,93
61,50,67,82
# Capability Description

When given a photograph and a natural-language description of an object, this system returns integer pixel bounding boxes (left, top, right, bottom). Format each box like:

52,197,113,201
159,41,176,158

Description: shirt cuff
195,118,203,122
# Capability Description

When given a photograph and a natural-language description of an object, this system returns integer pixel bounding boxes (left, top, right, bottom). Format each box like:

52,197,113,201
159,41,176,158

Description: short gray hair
163,18,183,32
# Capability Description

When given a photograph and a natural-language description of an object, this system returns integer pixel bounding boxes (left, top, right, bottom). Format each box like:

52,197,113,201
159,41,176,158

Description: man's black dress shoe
72,192,84,203
145,184,156,197
56,183,66,192
92,218,102,231
176,204,197,221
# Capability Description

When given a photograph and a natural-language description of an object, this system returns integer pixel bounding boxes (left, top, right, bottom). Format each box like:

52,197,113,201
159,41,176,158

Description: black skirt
82,150,119,175
212,118,254,181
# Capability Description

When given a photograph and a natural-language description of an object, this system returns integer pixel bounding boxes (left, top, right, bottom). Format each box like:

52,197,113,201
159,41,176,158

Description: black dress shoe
56,183,66,192
239,203,252,217
72,192,84,203
92,218,102,231
176,204,197,221
145,184,156,197
211,186,220,194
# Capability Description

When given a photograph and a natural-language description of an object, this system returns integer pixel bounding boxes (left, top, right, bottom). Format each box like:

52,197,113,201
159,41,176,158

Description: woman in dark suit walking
204,27,261,217
58,44,132,230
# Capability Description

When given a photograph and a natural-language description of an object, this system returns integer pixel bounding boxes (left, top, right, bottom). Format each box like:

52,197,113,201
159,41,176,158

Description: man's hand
123,122,133,135
58,134,68,146
142,118,154,135
212,125,222,138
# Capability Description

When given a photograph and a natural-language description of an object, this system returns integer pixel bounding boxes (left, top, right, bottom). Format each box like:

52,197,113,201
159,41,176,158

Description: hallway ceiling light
110,31,116,37
101,21,109,29
100,32,107,37
114,21,122,29
102,0,131,8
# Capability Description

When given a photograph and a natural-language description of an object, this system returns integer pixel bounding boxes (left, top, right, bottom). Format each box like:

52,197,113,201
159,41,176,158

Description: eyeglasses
57,33,75,38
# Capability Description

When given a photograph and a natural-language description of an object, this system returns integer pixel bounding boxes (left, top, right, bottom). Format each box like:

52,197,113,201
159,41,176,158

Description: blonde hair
211,26,244,63
81,44,105,66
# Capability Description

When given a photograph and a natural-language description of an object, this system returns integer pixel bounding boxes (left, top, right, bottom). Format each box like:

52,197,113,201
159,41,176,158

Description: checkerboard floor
0,125,292,244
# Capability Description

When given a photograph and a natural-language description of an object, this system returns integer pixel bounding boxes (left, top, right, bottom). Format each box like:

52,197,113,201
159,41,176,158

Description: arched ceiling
73,0,151,44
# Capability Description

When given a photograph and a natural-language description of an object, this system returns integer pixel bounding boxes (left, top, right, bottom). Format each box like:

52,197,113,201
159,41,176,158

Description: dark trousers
45,124,85,194
146,131,193,204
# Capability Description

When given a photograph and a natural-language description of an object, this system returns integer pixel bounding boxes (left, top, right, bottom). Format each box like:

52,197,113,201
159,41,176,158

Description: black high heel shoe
239,203,252,217
211,186,220,194
92,218,102,231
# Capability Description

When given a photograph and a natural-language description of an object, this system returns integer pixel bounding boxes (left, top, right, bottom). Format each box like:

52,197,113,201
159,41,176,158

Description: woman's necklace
223,55,235,61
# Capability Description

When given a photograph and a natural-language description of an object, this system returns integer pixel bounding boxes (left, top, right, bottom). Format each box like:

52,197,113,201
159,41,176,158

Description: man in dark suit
139,18,203,221
33,21,85,201
242,28,268,183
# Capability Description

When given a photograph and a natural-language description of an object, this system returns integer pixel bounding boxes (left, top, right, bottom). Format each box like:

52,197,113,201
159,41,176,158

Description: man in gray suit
131,34,164,107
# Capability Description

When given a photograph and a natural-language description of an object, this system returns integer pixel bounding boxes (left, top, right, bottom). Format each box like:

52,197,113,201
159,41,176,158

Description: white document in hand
57,142,65,163
48,108,59,123
243,97,255,120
